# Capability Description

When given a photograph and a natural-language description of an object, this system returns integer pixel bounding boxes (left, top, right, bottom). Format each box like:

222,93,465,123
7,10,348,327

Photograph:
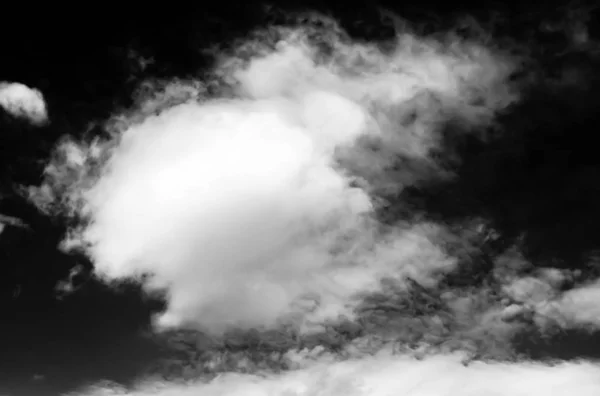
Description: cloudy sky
2,2,600,396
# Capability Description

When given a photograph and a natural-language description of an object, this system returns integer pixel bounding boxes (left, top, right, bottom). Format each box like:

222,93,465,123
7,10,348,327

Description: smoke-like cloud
69,351,600,396
0,82,48,126
23,8,600,396
29,15,519,337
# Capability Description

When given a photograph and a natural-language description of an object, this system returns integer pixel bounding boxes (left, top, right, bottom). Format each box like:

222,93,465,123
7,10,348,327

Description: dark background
1,1,600,395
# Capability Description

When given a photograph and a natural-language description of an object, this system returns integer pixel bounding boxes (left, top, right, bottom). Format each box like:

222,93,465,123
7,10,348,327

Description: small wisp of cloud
0,82,48,126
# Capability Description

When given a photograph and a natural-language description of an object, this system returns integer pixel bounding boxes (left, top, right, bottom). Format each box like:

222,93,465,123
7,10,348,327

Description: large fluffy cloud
30,16,518,336
26,10,600,396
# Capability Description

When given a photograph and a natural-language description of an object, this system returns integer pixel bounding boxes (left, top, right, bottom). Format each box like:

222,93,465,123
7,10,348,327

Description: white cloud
534,280,600,330
69,352,600,396
29,15,518,337
25,10,600,396
0,82,48,125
